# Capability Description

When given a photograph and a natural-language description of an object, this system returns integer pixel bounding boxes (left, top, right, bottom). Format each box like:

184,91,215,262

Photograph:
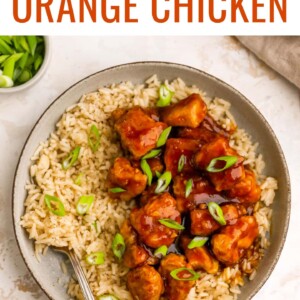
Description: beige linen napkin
237,36,300,88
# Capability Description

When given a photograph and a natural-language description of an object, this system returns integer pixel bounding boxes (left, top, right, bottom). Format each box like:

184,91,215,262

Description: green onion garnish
178,154,186,172
109,187,126,193
170,268,200,281
97,295,119,300
74,173,83,186
206,155,238,173
207,202,226,226
155,171,172,193
62,146,81,170
188,237,209,249
88,125,101,153
158,219,184,230
156,126,172,147
0,36,45,87
44,194,65,216
155,171,161,178
157,84,174,107
0,74,13,88
112,233,126,260
142,149,162,160
185,179,193,198
85,252,105,265
76,195,95,215
154,245,168,258
141,159,153,186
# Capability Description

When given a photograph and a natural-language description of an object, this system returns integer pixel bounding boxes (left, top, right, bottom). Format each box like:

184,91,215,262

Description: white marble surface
0,36,299,300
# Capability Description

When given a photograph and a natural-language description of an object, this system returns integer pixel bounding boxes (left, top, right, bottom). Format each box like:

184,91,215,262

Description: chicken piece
127,265,164,300
164,138,200,176
173,173,217,213
120,220,149,268
130,193,181,248
139,184,157,206
148,157,164,176
190,204,247,236
108,157,147,201
177,115,231,144
194,137,245,191
227,169,261,203
211,216,259,265
180,235,219,274
161,94,207,128
114,106,167,158
159,254,196,300
111,107,127,122
144,107,160,122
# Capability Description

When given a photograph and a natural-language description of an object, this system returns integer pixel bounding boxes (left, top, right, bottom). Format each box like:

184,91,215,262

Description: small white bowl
0,36,51,94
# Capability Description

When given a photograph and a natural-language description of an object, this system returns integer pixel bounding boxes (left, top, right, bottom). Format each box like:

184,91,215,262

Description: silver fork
53,246,95,300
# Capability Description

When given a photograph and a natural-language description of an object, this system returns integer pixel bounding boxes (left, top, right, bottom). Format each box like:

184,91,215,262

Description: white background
0,0,299,35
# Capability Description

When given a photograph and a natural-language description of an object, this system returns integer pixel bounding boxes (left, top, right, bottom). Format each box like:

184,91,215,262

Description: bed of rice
20,75,277,300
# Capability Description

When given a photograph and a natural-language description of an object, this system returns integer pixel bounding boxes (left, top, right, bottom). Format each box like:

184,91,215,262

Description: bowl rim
12,61,291,300
0,36,51,94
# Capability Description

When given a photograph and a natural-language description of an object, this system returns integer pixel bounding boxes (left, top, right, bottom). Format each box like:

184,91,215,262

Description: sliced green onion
185,179,193,198
26,36,37,56
112,233,126,260
206,155,238,173
0,74,13,88
0,36,12,45
0,55,9,64
178,154,186,172
17,68,32,83
18,36,30,52
142,149,161,160
74,173,84,186
44,194,65,216
170,268,200,281
157,84,174,107
155,171,161,178
62,146,81,170
157,126,172,147
207,202,226,226
158,219,184,230
34,54,43,71
141,159,152,186
109,187,126,193
98,295,119,300
155,171,172,193
154,245,168,258
76,195,95,215
88,125,101,153
188,237,209,249
2,53,23,79
85,252,105,265
0,38,14,54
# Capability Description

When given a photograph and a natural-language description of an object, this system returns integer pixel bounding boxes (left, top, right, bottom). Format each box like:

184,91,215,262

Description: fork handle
68,250,95,300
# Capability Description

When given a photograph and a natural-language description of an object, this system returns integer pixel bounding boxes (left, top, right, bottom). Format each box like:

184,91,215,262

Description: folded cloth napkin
237,36,300,89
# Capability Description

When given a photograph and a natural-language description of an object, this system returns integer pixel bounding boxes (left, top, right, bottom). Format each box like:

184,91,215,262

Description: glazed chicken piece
190,204,247,236
127,265,164,300
147,157,164,176
180,235,219,274
120,220,149,268
114,106,167,158
177,115,231,144
227,169,261,203
211,216,259,265
130,193,182,248
173,173,217,213
194,137,245,191
161,94,207,128
159,254,196,300
108,157,147,201
164,138,200,176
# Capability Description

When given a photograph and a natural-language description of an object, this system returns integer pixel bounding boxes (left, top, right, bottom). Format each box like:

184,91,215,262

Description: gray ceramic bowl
13,62,290,300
